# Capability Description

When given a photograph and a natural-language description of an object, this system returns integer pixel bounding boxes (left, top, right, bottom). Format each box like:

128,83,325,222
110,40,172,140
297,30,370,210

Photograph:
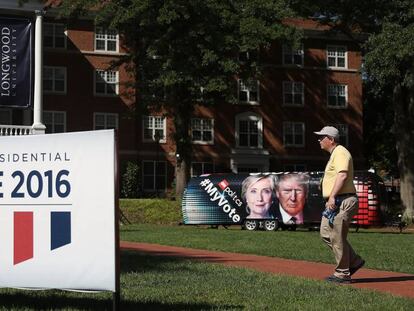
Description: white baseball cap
314,126,339,139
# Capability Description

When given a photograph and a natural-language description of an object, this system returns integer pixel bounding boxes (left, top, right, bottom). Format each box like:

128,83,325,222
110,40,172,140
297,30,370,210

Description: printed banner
182,172,325,225
182,172,385,227
0,17,32,108
0,130,116,291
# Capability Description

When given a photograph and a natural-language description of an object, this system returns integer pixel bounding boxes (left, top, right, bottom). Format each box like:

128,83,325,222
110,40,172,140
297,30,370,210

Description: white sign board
0,130,116,291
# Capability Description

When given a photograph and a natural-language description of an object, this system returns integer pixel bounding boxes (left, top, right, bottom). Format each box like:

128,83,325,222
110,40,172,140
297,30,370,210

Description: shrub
121,161,140,198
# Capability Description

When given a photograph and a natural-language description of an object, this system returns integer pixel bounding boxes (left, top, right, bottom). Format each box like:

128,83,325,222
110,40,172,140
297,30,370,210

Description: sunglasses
318,135,331,142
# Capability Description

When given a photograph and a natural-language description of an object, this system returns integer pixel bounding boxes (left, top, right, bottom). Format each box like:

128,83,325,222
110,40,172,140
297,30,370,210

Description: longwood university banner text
0,17,32,108
0,130,116,291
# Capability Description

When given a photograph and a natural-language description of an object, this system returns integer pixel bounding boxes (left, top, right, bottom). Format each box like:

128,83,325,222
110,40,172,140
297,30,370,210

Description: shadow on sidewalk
352,275,414,284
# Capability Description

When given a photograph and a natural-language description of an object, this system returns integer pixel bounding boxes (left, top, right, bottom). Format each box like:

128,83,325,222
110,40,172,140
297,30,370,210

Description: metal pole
32,10,46,134
113,130,121,311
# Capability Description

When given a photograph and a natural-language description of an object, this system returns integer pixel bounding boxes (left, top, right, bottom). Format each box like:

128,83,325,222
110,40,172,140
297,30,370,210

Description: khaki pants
320,196,363,279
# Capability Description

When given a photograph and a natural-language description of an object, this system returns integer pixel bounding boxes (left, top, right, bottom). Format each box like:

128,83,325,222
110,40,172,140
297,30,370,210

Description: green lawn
1,216,413,310
1,252,414,310
120,224,414,274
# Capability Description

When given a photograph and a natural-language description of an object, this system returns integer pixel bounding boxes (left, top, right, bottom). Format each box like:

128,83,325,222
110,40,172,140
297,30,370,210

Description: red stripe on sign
14,212,34,265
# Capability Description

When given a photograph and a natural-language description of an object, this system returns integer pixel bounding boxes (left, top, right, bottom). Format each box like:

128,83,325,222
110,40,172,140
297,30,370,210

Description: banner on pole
0,130,116,291
0,17,33,108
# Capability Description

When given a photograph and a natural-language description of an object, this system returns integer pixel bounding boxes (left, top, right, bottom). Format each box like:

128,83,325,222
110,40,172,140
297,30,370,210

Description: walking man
314,126,365,284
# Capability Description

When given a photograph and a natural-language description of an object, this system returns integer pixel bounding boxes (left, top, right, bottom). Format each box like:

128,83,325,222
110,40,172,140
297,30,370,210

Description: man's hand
325,196,336,210
326,171,348,210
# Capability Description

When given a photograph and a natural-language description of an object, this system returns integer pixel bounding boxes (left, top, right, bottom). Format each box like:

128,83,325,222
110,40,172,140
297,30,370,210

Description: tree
292,0,414,223
363,80,398,177
57,0,301,198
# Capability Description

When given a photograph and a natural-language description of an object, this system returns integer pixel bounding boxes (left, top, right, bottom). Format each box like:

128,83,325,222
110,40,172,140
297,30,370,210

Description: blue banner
0,17,32,108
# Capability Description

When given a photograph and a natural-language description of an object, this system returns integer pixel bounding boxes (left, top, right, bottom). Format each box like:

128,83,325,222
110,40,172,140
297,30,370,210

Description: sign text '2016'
0,170,71,198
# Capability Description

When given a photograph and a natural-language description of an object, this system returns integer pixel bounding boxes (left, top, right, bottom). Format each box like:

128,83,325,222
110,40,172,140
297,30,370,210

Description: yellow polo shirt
322,145,356,198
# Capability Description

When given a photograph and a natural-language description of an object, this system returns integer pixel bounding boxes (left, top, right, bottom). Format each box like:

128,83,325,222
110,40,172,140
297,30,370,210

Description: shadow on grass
0,292,236,311
352,276,414,284
121,249,199,274
0,252,235,310
0,291,112,311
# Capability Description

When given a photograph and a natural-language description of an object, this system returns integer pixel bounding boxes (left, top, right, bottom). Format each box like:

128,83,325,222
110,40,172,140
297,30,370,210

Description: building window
327,45,347,68
236,113,262,148
334,124,349,147
44,111,66,134
238,79,259,104
327,84,347,108
95,70,119,96
44,66,66,94
283,122,305,147
283,44,304,66
143,161,166,192
191,162,214,177
191,118,214,144
284,164,306,172
94,113,118,130
95,27,118,52
283,81,304,106
44,23,66,49
143,116,166,143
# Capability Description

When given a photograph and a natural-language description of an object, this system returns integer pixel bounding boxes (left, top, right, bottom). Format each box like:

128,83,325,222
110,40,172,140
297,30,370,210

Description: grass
1,252,414,310
1,200,412,309
120,199,181,224
120,224,414,274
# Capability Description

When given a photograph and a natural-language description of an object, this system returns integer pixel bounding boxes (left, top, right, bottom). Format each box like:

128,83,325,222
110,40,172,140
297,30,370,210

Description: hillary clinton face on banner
243,176,275,218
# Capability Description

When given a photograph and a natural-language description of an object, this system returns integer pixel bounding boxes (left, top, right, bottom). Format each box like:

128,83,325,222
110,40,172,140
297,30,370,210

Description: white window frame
235,112,263,148
43,110,66,133
282,44,304,66
94,112,119,130
191,162,214,177
142,160,167,192
283,122,305,147
94,70,119,96
327,84,348,108
238,79,260,104
283,81,304,106
191,118,214,145
44,66,67,94
143,116,166,143
334,123,349,147
327,45,347,69
94,26,119,52
44,22,66,49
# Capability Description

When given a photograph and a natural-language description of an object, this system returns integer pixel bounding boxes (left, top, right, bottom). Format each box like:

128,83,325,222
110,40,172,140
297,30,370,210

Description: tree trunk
172,97,193,200
393,84,414,224
175,157,189,200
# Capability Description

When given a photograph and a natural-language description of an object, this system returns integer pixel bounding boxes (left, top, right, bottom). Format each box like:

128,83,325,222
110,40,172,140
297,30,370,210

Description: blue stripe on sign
51,211,71,250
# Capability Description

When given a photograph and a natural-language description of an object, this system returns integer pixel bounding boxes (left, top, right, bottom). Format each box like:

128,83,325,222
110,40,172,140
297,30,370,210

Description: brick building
1,4,365,195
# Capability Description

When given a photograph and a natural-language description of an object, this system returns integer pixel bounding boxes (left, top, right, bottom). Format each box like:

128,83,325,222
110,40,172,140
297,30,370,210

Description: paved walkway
120,241,414,299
